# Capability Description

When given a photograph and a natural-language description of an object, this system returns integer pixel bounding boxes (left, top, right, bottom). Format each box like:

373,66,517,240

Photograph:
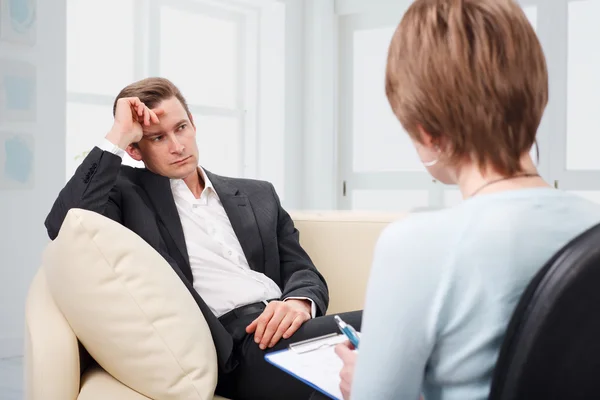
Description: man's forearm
45,147,122,239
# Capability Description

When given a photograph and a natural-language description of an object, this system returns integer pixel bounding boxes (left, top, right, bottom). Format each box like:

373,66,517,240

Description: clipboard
264,333,350,400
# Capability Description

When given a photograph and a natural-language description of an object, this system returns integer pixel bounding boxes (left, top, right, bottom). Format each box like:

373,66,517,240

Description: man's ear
126,143,143,161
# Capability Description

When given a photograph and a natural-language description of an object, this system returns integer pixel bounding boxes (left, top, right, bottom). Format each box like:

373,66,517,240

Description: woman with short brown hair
335,1,600,399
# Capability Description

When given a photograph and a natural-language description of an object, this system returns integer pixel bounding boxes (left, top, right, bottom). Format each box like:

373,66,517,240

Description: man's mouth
172,156,191,165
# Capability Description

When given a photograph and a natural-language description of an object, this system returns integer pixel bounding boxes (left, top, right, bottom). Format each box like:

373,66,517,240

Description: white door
336,0,544,212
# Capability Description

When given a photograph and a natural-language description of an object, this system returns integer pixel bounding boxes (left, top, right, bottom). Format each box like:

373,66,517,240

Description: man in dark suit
45,77,361,399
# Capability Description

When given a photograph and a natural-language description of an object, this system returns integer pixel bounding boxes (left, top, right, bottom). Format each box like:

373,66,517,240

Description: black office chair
489,222,600,400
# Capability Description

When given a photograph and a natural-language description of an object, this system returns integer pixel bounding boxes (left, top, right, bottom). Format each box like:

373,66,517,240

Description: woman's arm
351,217,446,399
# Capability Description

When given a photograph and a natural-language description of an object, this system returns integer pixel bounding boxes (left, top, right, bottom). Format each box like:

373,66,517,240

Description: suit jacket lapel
137,169,191,278
206,170,265,273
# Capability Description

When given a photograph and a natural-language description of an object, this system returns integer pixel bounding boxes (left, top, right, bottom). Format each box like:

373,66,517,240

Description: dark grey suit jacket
44,147,329,373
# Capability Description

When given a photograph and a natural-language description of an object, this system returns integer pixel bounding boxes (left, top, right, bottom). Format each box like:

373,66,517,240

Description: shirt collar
169,167,219,200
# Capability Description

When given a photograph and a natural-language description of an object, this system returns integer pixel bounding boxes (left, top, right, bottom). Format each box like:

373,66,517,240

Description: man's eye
152,135,163,142
178,124,187,131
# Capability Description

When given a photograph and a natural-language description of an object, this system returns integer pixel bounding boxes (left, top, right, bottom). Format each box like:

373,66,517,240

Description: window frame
66,0,263,179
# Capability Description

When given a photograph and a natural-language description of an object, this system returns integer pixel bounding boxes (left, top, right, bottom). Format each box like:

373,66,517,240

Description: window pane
195,115,240,177
67,0,135,95
353,26,424,173
66,102,142,180
160,6,238,109
66,103,114,179
352,190,429,212
567,1,600,170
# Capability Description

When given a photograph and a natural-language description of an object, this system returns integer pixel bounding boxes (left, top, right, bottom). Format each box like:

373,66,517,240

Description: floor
0,357,23,400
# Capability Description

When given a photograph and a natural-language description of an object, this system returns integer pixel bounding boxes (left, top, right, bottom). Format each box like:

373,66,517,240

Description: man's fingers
260,307,286,350
153,107,165,116
149,109,160,124
283,314,305,340
268,313,296,348
144,107,151,126
246,318,258,334
253,304,275,343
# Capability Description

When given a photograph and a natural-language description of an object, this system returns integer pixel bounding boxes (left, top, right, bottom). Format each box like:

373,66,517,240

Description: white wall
0,0,66,358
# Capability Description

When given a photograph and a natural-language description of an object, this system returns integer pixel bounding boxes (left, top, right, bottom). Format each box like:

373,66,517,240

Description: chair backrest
489,222,600,400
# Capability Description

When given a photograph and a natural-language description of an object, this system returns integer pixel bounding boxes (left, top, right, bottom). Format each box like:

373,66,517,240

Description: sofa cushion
291,211,406,314
44,208,218,400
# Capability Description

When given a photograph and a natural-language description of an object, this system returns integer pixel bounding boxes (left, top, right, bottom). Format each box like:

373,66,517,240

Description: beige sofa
24,210,405,400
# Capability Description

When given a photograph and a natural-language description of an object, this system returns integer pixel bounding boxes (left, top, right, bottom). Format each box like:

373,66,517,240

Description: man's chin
170,164,198,181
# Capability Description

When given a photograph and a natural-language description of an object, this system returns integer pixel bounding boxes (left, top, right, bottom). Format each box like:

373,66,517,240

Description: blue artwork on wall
0,0,37,45
0,132,34,189
0,59,36,122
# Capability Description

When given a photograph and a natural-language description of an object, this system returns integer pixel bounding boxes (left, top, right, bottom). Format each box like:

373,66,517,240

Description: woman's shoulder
381,207,465,239
374,207,466,261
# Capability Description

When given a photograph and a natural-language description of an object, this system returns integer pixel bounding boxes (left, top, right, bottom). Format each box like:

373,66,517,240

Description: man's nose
169,136,185,154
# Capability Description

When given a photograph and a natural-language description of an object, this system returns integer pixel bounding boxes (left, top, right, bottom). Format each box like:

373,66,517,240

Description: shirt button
228,250,233,256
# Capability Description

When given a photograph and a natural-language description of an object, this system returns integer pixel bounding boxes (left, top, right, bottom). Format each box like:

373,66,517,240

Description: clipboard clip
288,333,343,354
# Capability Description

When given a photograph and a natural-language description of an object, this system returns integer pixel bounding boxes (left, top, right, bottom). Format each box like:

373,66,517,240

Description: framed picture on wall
0,59,36,123
0,0,37,45
0,131,34,190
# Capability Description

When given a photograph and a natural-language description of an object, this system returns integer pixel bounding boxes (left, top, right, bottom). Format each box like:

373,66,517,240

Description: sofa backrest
291,211,407,315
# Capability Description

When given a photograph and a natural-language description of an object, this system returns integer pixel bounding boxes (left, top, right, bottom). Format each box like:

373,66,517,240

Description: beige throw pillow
44,208,218,400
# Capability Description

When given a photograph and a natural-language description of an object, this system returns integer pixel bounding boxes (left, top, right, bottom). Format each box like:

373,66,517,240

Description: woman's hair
385,0,548,176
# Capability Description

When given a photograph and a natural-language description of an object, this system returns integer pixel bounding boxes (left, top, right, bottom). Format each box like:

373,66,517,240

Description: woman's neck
456,154,550,199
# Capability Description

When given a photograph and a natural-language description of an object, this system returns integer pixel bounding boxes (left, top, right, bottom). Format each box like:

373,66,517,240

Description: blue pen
334,315,360,349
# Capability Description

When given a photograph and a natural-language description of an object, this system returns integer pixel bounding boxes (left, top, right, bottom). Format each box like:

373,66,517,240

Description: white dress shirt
98,139,316,318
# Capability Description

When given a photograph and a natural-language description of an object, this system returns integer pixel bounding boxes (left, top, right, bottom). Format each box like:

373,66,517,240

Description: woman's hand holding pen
335,340,357,400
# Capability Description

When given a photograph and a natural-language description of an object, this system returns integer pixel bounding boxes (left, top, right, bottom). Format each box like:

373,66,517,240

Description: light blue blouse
351,188,600,400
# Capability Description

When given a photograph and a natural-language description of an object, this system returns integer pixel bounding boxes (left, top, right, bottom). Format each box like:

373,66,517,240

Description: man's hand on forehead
106,97,165,150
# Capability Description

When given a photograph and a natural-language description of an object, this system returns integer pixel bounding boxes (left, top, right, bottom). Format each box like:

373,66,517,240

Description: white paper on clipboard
265,333,357,400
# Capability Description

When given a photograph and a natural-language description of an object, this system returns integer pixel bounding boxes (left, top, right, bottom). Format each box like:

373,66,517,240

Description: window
66,0,138,177
66,0,285,194
566,0,600,171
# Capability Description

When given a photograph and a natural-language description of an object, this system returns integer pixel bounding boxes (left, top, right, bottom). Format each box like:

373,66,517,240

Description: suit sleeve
270,184,329,317
45,146,123,240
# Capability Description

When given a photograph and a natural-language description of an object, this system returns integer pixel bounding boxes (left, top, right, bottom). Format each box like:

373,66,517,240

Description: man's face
128,97,199,180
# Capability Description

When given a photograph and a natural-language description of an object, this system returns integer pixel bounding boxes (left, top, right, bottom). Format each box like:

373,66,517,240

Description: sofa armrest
25,266,81,400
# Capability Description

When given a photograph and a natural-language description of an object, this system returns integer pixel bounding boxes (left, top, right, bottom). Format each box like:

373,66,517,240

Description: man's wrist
99,137,126,159
284,298,314,317
105,129,129,151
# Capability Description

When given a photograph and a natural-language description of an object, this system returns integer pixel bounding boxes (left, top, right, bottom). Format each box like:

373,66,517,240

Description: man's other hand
246,300,311,350
335,341,357,400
